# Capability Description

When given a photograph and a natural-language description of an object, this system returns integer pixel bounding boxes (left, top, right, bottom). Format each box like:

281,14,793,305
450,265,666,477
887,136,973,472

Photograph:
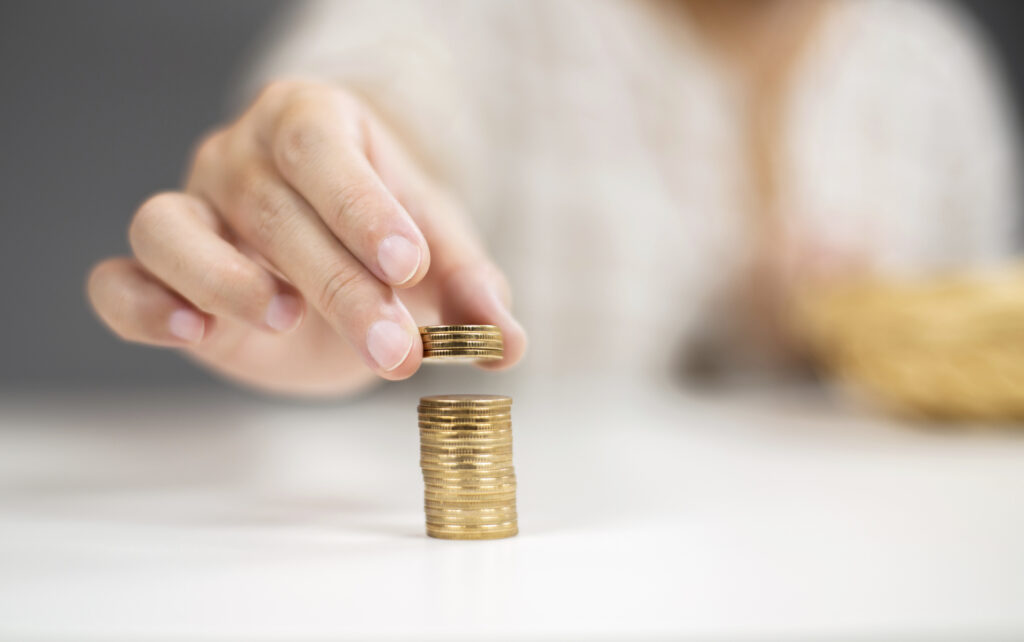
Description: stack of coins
419,394,518,540
420,324,503,361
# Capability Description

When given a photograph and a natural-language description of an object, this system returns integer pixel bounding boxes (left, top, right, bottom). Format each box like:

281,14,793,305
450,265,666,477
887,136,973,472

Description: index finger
252,84,431,289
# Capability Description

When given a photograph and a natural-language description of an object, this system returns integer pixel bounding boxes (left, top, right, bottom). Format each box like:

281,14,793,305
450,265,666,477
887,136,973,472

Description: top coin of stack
419,324,503,361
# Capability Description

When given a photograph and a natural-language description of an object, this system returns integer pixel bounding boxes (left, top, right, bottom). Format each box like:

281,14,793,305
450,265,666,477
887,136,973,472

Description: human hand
88,81,526,395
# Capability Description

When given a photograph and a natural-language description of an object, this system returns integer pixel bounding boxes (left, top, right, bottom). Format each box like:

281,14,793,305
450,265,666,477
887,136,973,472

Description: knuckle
324,84,363,113
271,87,362,171
316,263,367,318
255,79,302,108
130,192,180,249
193,260,260,313
238,171,294,246
272,101,326,170
189,129,226,175
108,287,147,343
331,182,388,233
86,259,117,299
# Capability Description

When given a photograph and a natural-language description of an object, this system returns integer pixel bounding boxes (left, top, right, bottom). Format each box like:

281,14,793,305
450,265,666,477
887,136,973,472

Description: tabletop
2,376,1023,640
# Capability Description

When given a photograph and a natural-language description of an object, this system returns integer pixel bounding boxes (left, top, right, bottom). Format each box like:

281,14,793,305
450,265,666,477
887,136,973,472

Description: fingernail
377,235,421,285
264,293,303,332
366,320,413,371
169,309,204,343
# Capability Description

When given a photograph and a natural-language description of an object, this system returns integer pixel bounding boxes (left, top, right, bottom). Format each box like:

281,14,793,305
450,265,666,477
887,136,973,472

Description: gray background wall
0,0,1021,390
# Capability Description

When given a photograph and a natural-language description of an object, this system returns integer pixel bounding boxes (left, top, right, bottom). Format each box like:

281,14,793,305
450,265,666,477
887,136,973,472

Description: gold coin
420,451,513,461
422,344,505,353
419,429,512,437
420,331,502,341
425,522,520,532
420,458,514,466
419,422,512,430
419,324,500,334
425,530,518,540
424,480,516,490
419,412,512,420
418,420,511,429
424,512,517,524
421,473,517,485
426,520,518,532
419,437,512,446
418,410,511,419
420,463,514,474
418,411,511,420
425,501,516,512
424,478,516,489
419,414,512,421
419,394,512,407
425,501,517,511
424,490,517,502
424,484,516,493
422,350,504,361
420,464,516,475
420,438,513,448
420,431,512,438
415,417,512,427
419,333,502,343
422,468,516,478
421,463,515,472
423,483,516,491
423,477,516,487
417,458,512,468
425,512,518,524
419,348,503,358
419,429,512,440
420,454,514,464
421,440,511,449
423,476,517,488
426,508,517,519
417,402,511,412
425,504,516,514
425,487,516,495
422,334,503,341
418,419,512,427
421,444,513,455
424,500,516,508
422,346,505,354
419,419,512,427
418,405,511,413
422,339,504,349
420,440,512,449
425,524,520,540
419,462,516,473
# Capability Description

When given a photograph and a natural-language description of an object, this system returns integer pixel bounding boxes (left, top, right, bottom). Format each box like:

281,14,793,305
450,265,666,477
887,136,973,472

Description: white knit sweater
241,0,1020,378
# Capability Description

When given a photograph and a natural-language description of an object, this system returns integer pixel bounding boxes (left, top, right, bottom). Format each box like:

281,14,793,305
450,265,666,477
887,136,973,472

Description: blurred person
87,0,1019,396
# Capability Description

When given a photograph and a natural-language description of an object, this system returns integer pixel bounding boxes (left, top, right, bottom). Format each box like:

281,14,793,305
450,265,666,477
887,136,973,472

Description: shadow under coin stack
418,324,517,540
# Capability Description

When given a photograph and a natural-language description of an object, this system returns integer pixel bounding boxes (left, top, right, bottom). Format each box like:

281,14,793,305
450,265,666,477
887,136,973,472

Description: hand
87,80,526,396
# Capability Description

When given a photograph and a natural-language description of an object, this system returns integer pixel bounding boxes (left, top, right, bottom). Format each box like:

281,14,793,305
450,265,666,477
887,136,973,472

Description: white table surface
2,376,1023,640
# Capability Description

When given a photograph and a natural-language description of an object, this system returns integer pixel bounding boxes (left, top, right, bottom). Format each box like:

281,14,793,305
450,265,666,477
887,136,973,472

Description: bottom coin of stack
419,394,518,540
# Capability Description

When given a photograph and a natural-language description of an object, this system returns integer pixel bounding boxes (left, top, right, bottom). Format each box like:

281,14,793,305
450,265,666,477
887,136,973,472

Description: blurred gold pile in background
795,263,1024,421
